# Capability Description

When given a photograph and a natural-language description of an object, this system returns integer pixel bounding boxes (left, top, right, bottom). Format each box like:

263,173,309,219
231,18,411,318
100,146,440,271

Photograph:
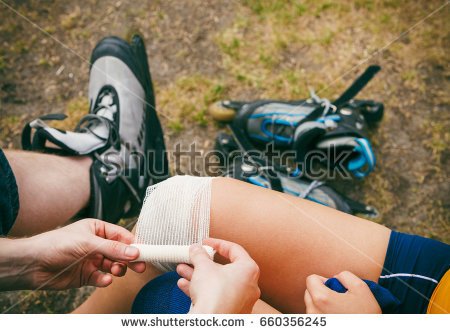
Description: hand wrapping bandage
132,175,214,272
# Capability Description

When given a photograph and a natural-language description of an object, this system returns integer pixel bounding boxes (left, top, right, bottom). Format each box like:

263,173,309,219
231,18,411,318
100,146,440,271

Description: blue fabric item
379,230,450,313
0,148,19,236
131,272,191,314
325,277,400,313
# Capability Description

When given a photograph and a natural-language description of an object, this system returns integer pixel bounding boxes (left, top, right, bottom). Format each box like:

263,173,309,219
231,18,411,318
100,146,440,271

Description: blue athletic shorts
378,230,450,313
132,271,191,314
0,148,19,236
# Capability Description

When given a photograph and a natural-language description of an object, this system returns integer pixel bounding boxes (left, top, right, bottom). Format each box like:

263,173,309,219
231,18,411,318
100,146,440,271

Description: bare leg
5,150,92,237
252,300,280,313
76,177,390,313
210,178,390,313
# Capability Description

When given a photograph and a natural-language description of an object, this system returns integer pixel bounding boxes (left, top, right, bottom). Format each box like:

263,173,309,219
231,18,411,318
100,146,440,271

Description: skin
5,150,92,237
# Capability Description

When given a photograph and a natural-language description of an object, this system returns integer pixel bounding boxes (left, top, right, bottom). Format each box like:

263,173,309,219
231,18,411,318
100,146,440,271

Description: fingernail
125,246,138,258
190,244,201,251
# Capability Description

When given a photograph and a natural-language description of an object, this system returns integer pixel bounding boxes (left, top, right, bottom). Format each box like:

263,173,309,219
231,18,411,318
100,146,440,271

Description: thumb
189,244,212,267
334,271,366,291
91,237,140,262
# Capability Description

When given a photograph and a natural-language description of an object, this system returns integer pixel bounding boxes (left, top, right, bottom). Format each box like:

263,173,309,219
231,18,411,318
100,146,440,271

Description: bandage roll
131,244,215,264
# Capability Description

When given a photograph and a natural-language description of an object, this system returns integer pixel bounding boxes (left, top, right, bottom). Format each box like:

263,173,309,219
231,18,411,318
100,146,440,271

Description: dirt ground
0,0,448,313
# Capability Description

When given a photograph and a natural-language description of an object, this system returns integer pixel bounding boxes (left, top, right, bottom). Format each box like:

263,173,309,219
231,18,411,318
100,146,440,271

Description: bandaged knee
132,175,215,272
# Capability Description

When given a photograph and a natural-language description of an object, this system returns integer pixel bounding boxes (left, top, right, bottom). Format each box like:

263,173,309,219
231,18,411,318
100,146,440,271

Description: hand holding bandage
0,219,145,291
176,238,261,314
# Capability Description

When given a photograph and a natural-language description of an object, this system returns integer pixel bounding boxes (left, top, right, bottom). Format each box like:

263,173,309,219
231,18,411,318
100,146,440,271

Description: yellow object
209,102,236,122
427,269,450,314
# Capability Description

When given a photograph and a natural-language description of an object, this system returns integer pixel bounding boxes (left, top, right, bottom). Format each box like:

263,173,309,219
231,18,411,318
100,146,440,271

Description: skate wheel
209,102,236,122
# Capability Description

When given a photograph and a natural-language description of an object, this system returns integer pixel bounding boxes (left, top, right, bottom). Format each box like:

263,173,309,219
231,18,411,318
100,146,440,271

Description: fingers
88,239,145,277
87,224,146,274
189,244,213,267
334,271,367,291
305,274,332,302
92,255,126,277
91,238,140,262
111,262,127,277
103,260,145,275
91,219,135,244
307,274,327,285
87,271,113,287
176,263,193,297
202,239,259,282
103,258,126,277
108,260,145,275
203,238,252,263
177,263,194,280
128,261,146,273
177,278,191,297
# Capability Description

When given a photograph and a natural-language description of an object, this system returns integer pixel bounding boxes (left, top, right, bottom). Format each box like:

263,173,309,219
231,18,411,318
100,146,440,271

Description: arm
0,219,145,291
0,237,38,290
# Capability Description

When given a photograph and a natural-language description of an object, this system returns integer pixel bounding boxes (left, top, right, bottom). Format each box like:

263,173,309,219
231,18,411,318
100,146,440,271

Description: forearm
0,238,39,291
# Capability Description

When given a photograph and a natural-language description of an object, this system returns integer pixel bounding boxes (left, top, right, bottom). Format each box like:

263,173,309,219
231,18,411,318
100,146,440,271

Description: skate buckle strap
21,113,115,156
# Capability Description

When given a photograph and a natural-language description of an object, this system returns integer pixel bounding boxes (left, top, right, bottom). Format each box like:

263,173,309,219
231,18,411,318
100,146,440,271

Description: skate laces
75,91,120,147
309,89,337,117
299,180,324,199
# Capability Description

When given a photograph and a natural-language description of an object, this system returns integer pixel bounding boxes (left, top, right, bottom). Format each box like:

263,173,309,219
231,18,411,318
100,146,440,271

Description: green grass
219,37,241,58
157,75,227,132
168,120,184,133
52,97,89,129
60,7,81,30
423,120,448,165
10,40,28,54
37,57,50,67
0,55,6,72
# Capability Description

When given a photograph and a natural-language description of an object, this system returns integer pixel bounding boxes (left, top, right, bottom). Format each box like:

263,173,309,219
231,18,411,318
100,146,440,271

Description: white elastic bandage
130,245,215,264
133,175,214,272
